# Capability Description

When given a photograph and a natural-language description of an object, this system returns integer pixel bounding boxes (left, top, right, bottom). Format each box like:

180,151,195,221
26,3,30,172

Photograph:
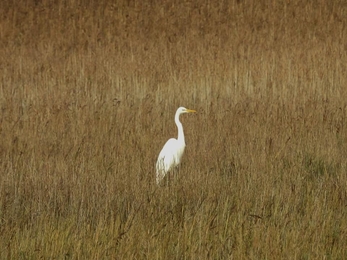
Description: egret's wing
156,138,177,183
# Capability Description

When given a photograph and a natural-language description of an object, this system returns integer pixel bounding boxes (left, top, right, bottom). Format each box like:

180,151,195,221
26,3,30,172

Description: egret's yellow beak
186,109,196,113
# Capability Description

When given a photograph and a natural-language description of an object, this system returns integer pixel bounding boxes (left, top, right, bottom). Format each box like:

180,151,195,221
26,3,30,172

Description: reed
1,0,347,258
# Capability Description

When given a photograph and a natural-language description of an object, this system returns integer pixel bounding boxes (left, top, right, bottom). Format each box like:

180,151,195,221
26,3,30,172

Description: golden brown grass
1,0,347,258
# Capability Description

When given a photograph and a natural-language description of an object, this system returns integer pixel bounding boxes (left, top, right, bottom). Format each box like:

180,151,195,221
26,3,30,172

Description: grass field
1,0,347,258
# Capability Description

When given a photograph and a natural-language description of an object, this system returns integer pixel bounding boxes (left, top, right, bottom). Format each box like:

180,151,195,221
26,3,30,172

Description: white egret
156,107,196,185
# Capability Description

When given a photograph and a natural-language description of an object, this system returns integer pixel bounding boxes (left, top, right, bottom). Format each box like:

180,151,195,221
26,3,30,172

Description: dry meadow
1,0,347,259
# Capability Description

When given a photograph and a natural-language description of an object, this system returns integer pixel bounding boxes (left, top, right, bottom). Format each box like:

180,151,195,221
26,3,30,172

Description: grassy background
1,0,347,258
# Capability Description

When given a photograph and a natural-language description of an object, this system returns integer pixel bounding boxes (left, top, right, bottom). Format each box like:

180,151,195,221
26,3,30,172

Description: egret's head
178,107,196,114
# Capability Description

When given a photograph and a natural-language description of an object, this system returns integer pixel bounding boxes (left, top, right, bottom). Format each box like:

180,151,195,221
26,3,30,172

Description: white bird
156,107,196,185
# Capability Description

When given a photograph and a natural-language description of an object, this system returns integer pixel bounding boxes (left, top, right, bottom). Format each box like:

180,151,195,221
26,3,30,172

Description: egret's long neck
175,112,185,144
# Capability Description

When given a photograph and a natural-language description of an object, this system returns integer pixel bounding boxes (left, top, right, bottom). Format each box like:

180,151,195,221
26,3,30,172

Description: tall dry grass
1,0,347,258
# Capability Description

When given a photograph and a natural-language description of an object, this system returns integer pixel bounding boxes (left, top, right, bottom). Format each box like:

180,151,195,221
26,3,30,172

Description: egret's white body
156,107,196,184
